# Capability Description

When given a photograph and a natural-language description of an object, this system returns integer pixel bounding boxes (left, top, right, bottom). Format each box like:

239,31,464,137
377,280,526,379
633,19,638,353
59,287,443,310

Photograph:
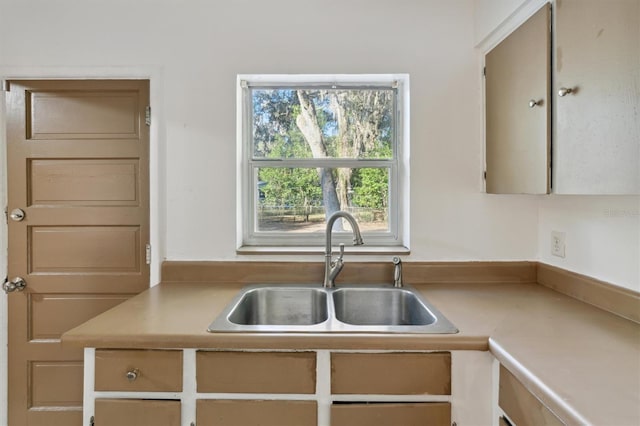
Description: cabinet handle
529,99,540,108
558,87,573,97
126,368,139,382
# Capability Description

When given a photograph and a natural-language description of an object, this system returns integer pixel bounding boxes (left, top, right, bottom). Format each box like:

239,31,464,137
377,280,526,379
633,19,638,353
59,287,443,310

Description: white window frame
236,74,410,252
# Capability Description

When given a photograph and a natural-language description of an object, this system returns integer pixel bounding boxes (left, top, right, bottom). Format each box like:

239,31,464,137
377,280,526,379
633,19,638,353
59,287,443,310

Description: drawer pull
126,368,139,382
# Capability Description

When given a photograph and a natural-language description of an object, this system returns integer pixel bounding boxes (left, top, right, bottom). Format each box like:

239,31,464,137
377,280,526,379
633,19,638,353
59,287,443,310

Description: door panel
485,4,551,194
29,159,140,206
30,226,141,273
6,79,150,426
30,361,84,407
28,90,141,139
29,294,129,341
554,0,640,194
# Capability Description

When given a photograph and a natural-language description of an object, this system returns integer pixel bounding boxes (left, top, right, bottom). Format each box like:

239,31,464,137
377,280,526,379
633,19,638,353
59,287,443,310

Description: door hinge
145,105,151,126
483,66,486,77
145,244,151,265
90,416,95,426
483,170,487,180
4,206,7,224
2,80,9,92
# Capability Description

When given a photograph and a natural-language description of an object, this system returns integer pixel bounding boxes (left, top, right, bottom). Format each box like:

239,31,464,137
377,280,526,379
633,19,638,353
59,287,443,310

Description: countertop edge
489,337,590,426
63,332,490,351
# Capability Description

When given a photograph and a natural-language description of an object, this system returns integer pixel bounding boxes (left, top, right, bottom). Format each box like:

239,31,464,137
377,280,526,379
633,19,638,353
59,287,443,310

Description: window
237,74,409,250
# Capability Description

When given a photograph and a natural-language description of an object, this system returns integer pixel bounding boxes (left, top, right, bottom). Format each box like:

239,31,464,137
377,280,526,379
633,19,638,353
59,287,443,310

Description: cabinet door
196,351,316,394
95,349,183,392
94,399,181,426
499,366,564,426
331,352,451,395
554,0,640,194
331,403,450,426
485,4,551,194
196,400,317,426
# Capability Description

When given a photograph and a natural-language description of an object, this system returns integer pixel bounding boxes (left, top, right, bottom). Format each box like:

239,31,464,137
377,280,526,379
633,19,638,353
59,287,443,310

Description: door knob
558,87,574,97
9,208,25,222
3,277,26,293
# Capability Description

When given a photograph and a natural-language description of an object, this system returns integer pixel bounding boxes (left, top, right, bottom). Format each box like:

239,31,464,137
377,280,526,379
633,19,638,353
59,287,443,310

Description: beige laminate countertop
62,281,640,425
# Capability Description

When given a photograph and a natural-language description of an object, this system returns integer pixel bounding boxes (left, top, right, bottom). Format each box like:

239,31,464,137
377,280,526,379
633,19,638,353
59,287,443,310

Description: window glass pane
252,88,394,160
256,167,389,233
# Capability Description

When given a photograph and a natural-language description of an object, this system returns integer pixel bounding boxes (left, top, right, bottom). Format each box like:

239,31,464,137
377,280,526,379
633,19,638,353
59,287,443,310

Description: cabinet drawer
331,402,450,426
196,351,316,393
499,365,564,426
197,400,317,426
95,349,182,392
94,399,181,426
331,352,451,395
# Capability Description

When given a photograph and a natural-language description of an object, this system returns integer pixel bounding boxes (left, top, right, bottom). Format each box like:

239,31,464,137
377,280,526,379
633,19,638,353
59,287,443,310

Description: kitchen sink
208,284,458,334
228,287,328,326
332,288,436,326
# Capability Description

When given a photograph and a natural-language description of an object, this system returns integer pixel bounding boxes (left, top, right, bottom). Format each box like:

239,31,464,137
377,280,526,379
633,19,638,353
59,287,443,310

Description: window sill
236,245,410,256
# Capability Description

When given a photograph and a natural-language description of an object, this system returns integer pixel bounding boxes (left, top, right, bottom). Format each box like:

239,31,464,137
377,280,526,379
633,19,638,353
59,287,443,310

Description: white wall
474,0,640,291
0,0,539,264
538,196,639,291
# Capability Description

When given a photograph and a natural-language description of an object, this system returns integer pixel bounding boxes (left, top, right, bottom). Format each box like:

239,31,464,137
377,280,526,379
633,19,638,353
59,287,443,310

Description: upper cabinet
485,0,640,195
554,0,640,194
485,4,551,194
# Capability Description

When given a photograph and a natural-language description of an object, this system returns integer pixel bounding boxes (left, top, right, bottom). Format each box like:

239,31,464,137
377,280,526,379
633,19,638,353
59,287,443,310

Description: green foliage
259,167,322,208
253,88,393,219
351,145,391,209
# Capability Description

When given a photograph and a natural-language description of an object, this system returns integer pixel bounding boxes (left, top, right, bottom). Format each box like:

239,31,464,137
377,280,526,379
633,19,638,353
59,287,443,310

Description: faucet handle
338,243,345,260
392,256,403,288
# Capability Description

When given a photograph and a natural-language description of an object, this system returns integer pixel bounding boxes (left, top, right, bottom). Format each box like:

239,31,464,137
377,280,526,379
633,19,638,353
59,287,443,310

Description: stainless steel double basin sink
207,284,458,334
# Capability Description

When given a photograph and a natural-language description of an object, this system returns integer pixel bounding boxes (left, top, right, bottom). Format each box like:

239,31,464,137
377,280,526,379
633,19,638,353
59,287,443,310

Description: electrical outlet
551,231,566,258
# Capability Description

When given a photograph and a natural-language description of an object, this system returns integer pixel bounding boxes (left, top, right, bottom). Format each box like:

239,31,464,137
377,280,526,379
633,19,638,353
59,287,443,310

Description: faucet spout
323,211,364,288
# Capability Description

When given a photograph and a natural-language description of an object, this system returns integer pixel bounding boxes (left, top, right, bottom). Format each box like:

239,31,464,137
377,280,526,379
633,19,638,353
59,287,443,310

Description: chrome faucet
323,211,364,288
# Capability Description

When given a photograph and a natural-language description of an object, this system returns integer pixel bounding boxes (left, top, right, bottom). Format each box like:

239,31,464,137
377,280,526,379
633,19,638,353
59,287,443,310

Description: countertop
62,281,640,425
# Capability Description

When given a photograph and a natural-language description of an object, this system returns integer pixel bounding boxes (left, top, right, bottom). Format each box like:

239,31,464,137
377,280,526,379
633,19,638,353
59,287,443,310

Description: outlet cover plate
551,231,566,258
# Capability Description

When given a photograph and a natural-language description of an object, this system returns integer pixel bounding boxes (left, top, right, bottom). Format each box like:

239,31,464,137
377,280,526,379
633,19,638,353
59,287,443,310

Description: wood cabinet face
499,365,564,426
196,400,317,426
94,349,182,392
331,352,451,395
554,0,640,194
94,399,181,426
485,4,551,194
331,402,451,426
196,351,316,394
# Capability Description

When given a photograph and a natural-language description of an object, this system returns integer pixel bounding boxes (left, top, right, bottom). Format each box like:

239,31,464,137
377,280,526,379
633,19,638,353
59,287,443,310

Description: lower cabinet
94,399,181,426
499,365,564,426
331,402,451,426
84,349,454,426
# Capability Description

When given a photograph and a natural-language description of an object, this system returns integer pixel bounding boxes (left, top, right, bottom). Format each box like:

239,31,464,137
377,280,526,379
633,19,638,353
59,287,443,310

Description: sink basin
332,288,436,326
228,287,328,326
208,285,331,332
208,284,458,334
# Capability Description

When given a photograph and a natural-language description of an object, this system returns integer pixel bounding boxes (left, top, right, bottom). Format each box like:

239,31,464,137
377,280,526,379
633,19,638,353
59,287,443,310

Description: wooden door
485,4,551,194
6,80,150,426
554,0,640,194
